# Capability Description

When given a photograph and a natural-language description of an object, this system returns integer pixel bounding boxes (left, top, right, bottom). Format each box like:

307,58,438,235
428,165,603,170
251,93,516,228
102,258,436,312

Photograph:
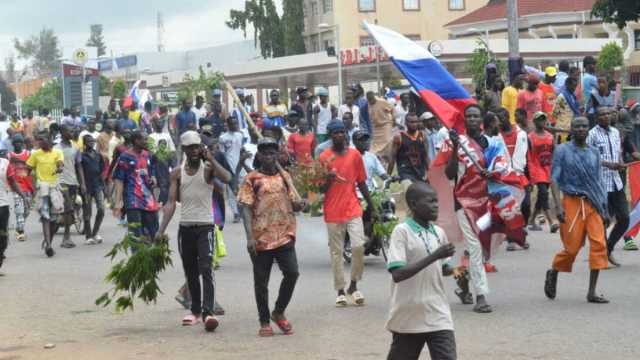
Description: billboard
62,63,99,116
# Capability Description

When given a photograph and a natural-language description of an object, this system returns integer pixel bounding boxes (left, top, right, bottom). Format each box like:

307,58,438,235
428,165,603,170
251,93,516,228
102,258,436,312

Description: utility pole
507,0,522,82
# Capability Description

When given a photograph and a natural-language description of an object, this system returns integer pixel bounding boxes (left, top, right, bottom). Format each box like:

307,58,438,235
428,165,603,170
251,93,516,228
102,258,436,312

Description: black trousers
0,206,9,260
178,225,215,318
534,183,550,211
251,243,299,325
387,330,457,360
521,188,532,224
607,189,630,254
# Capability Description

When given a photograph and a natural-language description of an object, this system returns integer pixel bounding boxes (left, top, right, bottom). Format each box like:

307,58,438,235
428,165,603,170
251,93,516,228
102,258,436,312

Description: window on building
322,0,333,13
635,30,640,50
449,0,464,10
311,1,318,15
403,0,420,10
360,36,376,47
359,0,376,12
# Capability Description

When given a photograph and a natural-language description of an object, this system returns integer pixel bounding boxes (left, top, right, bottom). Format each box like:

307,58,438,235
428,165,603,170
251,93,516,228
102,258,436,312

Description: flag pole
222,77,302,202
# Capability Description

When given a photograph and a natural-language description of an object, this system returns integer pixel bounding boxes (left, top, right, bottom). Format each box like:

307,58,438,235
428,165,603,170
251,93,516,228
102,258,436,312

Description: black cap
257,137,279,151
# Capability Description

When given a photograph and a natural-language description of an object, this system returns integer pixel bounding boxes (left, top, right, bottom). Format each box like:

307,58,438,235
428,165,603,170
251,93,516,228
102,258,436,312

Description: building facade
303,0,486,52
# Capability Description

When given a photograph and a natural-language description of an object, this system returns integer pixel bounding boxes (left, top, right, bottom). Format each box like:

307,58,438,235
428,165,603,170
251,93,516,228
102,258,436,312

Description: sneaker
506,243,516,251
16,232,25,242
60,239,76,248
117,218,127,227
213,302,225,316
624,239,639,251
45,247,55,258
608,253,621,268
94,235,103,244
204,315,219,332
85,238,97,245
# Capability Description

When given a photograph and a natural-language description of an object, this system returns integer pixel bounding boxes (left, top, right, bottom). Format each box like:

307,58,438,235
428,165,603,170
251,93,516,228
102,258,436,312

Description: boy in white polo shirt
386,182,457,360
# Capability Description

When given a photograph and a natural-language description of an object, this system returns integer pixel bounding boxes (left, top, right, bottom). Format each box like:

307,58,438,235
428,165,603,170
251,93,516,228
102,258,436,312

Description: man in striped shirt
586,106,629,267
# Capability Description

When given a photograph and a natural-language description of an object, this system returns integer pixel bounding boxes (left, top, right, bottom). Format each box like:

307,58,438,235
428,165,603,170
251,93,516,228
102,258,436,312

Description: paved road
1,209,640,360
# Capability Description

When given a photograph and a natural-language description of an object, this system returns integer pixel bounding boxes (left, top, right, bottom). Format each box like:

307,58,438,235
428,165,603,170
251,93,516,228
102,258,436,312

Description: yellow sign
73,48,88,65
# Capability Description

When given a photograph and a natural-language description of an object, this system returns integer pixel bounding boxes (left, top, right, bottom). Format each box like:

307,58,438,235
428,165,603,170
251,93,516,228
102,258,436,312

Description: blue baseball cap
212,88,222,97
326,120,345,133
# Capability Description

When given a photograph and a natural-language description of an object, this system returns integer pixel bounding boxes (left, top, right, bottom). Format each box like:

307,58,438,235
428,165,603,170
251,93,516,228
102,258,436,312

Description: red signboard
63,63,99,77
341,46,389,66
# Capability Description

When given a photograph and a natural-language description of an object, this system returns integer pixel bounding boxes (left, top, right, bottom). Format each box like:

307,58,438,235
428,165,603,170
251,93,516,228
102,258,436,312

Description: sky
0,0,270,70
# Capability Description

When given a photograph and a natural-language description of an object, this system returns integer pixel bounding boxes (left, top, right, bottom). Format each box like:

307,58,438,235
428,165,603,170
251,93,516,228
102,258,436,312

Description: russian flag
122,80,142,109
363,21,473,132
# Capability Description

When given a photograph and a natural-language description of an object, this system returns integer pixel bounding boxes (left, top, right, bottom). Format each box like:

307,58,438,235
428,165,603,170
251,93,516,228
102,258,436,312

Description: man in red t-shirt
527,112,558,233
539,67,558,124
8,135,34,241
517,74,544,127
287,116,316,164
319,120,376,307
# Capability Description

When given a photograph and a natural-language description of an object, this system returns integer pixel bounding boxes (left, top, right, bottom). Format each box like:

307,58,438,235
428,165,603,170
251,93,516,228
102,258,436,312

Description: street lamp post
318,23,343,103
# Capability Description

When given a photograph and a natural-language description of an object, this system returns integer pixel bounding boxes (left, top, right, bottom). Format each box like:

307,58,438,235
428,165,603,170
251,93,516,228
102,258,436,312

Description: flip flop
587,295,609,304
544,269,557,300
271,314,294,335
455,289,474,305
259,324,274,337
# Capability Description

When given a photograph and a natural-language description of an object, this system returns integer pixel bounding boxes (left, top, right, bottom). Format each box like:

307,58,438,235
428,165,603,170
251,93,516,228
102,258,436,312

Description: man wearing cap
517,74,544,126
263,90,288,129
319,119,377,307
421,112,439,164
238,137,303,337
159,130,231,331
282,111,300,141
539,67,558,122
313,87,337,144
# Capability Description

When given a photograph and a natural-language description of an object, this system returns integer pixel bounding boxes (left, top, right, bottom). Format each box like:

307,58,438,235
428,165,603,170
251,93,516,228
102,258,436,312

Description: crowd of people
2,53,640,360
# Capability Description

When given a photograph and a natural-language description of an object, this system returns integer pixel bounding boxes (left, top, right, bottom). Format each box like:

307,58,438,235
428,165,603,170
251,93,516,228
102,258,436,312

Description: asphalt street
1,208,640,360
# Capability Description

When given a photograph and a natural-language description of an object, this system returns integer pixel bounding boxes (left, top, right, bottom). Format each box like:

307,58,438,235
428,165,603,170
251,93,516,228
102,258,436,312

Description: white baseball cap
180,131,201,146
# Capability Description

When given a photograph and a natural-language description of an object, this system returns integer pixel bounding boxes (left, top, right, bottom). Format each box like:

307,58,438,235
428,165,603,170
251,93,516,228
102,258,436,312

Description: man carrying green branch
158,131,231,332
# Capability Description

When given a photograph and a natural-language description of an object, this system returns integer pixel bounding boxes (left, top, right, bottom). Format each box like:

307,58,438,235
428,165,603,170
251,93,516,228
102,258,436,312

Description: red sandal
271,314,294,335
259,324,274,337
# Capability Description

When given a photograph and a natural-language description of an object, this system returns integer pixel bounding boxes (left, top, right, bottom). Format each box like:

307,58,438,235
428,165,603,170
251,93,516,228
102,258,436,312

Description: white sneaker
94,235,103,244
85,238,96,245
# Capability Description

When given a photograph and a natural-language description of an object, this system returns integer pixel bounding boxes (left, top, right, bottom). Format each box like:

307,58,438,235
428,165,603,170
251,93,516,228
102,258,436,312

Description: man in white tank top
158,131,231,332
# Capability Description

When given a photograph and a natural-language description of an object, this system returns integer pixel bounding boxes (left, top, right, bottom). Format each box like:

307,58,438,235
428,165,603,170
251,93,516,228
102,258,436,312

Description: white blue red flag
123,80,142,109
363,21,474,132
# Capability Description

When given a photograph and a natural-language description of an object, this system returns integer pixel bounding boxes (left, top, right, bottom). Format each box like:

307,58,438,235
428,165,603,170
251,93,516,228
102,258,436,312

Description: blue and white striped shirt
587,125,623,192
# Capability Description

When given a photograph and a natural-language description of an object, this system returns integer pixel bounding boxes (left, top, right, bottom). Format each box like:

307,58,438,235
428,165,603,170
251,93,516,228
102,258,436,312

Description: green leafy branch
95,224,173,312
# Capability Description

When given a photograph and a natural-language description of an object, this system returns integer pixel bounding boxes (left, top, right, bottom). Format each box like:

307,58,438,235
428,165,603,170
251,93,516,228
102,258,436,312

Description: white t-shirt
394,104,409,128
191,106,208,129
386,220,454,334
362,151,386,190
315,103,333,135
0,122,10,150
219,131,245,175
149,132,176,152
338,104,360,128
0,158,9,207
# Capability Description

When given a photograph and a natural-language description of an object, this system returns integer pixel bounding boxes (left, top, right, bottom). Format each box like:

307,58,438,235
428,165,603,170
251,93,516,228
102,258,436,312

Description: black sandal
473,303,493,313
544,269,557,300
587,295,609,304
455,289,474,305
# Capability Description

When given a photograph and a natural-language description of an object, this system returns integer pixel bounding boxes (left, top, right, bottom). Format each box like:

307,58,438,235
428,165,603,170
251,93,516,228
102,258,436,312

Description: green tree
0,76,16,113
592,0,640,29
282,0,306,56
597,42,624,81
177,67,224,103
87,24,107,57
99,75,111,96
465,39,506,93
227,0,285,58
21,78,63,115
112,79,127,99
14,28,62,76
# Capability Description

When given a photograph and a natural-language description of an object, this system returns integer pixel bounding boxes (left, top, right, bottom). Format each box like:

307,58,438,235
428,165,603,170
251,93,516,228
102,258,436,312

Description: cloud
0,0,258,70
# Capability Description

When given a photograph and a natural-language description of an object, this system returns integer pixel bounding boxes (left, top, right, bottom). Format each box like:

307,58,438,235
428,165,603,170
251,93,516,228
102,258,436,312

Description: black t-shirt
82,150,105,194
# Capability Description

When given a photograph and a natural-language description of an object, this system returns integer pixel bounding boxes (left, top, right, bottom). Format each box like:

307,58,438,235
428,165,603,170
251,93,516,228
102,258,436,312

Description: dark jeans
155,159,171,205
83,191,105,239
0,206,9,260
251,242,299,325
178,225,215,317
388,330,457,360
125,209,159,241
607,189,630,254
534,183,550,211
521,188,531,224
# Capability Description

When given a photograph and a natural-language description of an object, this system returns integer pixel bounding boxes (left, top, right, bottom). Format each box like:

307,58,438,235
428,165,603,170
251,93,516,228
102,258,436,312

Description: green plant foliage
596,42,624,74
111,79,126,99
99,75,110,96
95,225,173,312
368,190,399,239
465,39,506,92
21,78,62,115
592,0,640,29
177,67,224,104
